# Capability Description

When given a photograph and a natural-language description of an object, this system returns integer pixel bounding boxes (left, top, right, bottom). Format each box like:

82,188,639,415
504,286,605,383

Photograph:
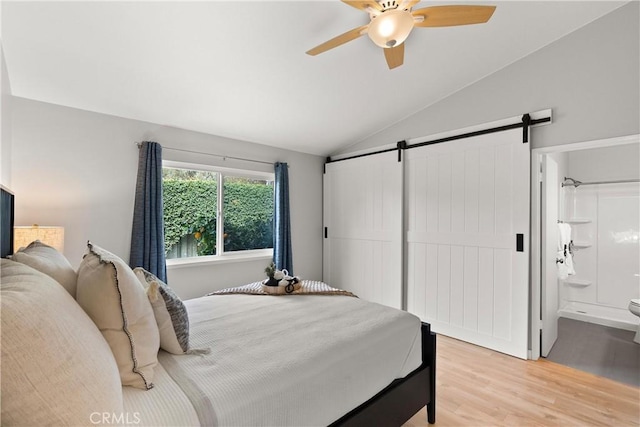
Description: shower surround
559,181,640,330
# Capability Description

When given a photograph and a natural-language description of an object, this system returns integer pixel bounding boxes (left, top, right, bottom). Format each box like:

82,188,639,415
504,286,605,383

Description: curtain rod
562,177,640,188
135,142,274,166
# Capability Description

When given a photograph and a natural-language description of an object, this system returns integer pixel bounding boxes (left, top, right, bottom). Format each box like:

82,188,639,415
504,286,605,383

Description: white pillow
11,240,77,297
1,259,123,425
76,242,160,390
134,267,190,354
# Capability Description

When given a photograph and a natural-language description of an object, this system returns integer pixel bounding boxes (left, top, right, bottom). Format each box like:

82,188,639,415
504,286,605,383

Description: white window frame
163,160,275,268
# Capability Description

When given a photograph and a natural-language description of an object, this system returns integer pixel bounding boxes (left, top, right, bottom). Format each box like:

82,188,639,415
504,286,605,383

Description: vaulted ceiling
1,1,627,156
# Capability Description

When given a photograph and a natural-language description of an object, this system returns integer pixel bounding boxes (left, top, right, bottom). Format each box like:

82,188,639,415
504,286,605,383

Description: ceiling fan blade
413,5,496,28
399,0,421,11
306,25,368,56
341,0,383,12
384,43,404,69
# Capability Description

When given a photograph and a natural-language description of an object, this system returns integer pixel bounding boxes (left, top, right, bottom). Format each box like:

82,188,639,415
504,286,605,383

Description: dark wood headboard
1,185,15,258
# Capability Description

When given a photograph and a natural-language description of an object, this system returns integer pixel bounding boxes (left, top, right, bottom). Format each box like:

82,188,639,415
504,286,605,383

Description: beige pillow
76,242,160,390
11,240,77,297
1,259,123,425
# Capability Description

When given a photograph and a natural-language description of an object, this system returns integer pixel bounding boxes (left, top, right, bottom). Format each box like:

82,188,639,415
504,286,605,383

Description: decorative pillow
134,267,190,354
76,242,160,390
1,259,123,425
11,240,77,297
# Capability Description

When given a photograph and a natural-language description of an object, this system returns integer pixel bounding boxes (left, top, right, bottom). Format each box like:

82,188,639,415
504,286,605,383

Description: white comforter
124,294,422,426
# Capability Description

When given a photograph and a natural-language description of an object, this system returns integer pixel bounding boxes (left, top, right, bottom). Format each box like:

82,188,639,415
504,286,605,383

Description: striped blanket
207,280,357,298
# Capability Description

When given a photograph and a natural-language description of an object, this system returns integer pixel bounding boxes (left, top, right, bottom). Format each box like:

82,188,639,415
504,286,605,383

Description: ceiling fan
306,1,496,69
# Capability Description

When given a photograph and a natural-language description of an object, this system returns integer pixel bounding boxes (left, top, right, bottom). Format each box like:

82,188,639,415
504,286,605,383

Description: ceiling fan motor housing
379,1,400,11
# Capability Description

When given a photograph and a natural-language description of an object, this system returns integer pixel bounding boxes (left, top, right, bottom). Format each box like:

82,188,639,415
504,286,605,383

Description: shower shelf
562,278,591,287
565,218,591,224
572,241,592,249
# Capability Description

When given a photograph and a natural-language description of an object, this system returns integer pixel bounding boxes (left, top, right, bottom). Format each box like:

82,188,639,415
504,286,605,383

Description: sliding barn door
405,129,530,359
323,152,403,309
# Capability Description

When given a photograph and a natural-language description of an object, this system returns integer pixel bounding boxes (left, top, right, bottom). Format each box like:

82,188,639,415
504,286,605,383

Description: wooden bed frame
331,322,436,426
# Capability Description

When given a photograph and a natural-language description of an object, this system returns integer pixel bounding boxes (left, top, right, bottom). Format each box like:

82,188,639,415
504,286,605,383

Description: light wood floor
403,335,640,427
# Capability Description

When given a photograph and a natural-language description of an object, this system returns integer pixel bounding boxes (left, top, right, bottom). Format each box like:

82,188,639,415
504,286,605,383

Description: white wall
337,2,639,155
11,98,324,299
567,143,640,183
1,45,12,187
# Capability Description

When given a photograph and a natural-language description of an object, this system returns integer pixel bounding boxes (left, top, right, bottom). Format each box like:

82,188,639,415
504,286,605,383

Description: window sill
166,249,273,269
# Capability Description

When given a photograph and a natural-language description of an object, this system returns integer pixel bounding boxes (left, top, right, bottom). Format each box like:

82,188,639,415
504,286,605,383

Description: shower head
562,177,582,188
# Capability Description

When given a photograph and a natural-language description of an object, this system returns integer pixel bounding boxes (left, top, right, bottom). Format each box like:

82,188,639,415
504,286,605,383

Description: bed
124,293,436,426
0,187,436,426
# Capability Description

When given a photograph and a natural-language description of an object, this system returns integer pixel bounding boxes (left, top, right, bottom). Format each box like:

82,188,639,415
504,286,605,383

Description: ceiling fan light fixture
367,9,414,48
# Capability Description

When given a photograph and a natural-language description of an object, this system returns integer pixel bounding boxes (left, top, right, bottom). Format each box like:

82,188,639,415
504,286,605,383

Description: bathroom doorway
530,134,640,385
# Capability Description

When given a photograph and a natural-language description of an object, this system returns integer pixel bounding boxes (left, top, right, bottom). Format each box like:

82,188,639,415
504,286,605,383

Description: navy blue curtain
274,162,293,274
130,141,167,283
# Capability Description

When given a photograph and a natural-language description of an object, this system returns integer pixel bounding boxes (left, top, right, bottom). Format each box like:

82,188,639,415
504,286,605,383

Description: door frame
529,133,640,360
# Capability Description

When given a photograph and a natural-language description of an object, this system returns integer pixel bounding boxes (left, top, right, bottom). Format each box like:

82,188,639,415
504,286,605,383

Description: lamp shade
367,9,415,48
14,225,65,252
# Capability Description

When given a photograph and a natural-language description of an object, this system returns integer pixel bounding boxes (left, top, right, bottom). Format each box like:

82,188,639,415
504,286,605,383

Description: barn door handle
516,234,524,252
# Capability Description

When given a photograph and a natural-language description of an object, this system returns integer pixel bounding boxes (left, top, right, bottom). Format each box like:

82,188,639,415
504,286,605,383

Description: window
162,162,274,261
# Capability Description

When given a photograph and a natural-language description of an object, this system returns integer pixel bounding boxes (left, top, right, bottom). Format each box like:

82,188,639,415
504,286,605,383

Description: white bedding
125,294,422,426
122,362,200,426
